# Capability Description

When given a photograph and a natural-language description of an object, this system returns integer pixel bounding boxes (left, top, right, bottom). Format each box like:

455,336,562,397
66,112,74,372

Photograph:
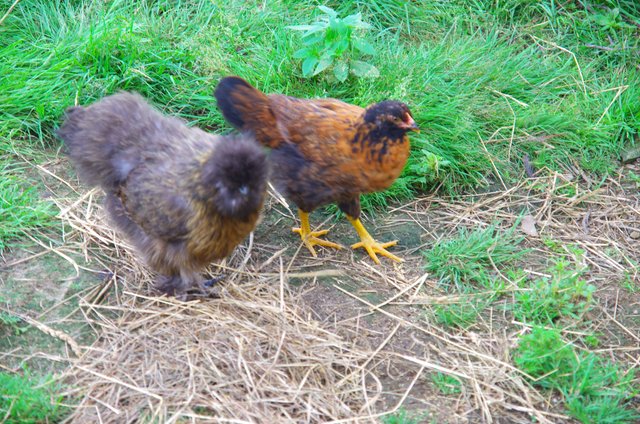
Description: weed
583,334,601,349
542,237,564,254
0,312,27,336
432,297,488,329
590,6,637,32
620,271,639,293
0,371,68,423
409,150,451,185
627,171,640,188
381,408,423,424
0,163,56,251
431,372,462,395
514,326,577,390
514,260,595,324
289,6,378,81
514,327,639,423
424,224,526,291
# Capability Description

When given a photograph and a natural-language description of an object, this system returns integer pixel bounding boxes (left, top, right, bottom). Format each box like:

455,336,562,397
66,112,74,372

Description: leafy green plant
409,150,451,185
514,327,639,424
513,260,595,324
627,171,640,188
514,326,576,389
590,7,637,32
542,237,564,253
0,371,68,423
583,333,601,349
424,224,526,290
431,372,462,395
289,6,378,81
620,271,639,293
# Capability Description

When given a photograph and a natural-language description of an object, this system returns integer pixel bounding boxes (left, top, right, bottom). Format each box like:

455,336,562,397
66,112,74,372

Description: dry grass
45,179,374,423
3,158,637,423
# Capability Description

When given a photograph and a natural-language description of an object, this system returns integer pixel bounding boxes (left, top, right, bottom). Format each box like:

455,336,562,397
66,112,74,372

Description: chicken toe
292,210,343,257
347,216,403,264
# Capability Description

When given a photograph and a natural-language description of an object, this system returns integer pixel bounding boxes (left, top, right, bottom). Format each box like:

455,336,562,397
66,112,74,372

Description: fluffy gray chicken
57,92,268,296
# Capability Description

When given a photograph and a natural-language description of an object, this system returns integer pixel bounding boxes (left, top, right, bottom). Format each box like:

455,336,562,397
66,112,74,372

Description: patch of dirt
0,154,106,372
0,242,104,373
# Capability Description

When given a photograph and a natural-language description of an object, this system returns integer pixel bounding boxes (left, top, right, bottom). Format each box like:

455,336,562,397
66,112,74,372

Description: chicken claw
347,217,403,264
293,210,343,257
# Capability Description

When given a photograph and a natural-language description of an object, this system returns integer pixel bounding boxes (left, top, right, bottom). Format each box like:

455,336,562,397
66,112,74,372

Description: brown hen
214,77,418,264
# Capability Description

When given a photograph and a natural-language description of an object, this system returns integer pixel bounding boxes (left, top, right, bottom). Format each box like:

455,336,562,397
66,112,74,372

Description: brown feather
214,77,414,218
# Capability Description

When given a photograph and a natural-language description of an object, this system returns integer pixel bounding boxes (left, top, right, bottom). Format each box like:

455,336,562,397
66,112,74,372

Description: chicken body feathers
214,77,412,214
214,76,417,264
58,92,268,292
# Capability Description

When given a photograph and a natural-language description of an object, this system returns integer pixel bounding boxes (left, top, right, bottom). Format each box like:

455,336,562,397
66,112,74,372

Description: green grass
431,297,490,329
431,372,463,395
381,408,424,424
0,0,638,249
513,259,596,325
423,224,526,291
0,371,69,423
0,0,638,229
514,327,639,424
0,144,56,251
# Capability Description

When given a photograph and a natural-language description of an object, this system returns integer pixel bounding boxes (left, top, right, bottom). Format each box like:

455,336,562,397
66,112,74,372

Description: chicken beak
402,114,420,133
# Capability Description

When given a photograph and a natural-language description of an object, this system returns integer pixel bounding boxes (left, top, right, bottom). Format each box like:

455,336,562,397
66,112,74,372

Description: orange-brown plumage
57,92,268,296
214,77,418,263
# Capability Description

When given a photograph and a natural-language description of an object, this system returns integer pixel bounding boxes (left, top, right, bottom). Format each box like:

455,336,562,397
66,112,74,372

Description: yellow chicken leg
292,209,343,257
347,216,403,264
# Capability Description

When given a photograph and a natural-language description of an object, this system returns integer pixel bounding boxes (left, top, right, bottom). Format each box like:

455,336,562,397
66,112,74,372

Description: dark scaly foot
156,275,187,298
202,274,225,288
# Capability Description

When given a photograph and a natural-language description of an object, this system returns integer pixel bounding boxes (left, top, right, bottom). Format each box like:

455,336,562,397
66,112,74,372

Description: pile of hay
54,188,382,423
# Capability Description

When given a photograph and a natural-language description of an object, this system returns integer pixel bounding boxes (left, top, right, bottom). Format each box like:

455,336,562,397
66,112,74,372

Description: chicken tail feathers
56,105,114,188
214,77,284,148
56,97,142,191
214,77,256,129
56,106,85,146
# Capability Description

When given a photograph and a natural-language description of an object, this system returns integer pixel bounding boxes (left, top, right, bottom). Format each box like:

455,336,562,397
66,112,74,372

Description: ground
1,154,638,423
